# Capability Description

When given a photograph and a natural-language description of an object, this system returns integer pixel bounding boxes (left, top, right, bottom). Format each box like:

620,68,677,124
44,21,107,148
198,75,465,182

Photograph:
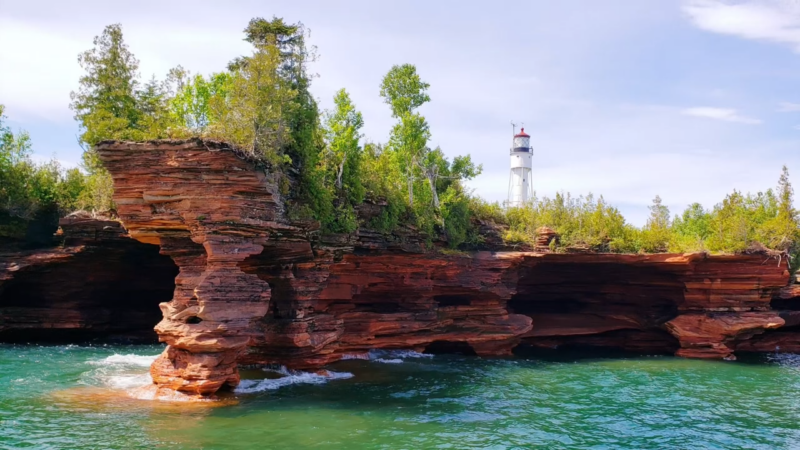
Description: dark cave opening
508,261,684,354
0,241,178,343
424,340,478,355
434,295,472,308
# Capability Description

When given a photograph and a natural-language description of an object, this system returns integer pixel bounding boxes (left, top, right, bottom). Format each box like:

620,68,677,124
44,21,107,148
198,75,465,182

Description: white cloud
682,0,800,52
682,107,761,124
778,102,800,112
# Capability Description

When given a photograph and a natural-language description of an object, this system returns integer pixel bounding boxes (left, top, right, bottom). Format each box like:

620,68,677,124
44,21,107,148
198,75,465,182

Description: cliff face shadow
0,241,178,343
509,260,683,354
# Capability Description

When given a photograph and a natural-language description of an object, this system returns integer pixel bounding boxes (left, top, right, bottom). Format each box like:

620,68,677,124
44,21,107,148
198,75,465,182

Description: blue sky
1,0,798,225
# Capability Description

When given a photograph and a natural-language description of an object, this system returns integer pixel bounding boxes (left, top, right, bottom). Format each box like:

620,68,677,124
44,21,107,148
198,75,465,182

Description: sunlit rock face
0,214,178,342
92,139,796,398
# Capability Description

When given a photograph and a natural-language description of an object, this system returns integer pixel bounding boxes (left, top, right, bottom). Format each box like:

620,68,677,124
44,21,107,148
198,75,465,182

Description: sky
1,0,799,225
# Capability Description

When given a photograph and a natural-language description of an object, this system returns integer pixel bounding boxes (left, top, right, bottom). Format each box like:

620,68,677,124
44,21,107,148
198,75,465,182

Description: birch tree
322,89,364,199
380,64,430,207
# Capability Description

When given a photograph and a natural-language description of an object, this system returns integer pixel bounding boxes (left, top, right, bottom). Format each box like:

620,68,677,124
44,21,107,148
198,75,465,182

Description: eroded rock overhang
91,139,799,398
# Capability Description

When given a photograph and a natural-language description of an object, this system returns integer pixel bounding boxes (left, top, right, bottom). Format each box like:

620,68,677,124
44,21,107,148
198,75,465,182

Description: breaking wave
82,353,160,393
235,366,354,394
89,353,158,368
767,352,800,367
368,349,434,364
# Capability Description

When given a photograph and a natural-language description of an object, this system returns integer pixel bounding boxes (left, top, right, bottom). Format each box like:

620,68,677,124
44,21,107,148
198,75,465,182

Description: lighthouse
507,127,534,208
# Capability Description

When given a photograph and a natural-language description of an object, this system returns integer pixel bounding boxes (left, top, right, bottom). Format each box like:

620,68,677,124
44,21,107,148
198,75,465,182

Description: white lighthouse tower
507,127,534,208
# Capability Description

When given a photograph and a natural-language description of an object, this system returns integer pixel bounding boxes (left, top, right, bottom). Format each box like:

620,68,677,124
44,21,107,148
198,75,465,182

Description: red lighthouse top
514,127,530,138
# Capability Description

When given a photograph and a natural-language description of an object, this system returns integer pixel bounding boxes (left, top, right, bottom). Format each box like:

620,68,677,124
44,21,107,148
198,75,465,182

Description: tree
381,65,432,208
757,166,799,252
777,165,797,226
70,24,143,212
414,148,481,210
136,76,177,139
316,89,366,233
0,105,86,232
210,43,295,161
232,17,327,224
638,195,671,252
705,191,749,252
670,202,711,252
170,72,232,132
324,89,364,194
379,64,431,118
0,104,35,218
389,111,430,206
70,23,142,146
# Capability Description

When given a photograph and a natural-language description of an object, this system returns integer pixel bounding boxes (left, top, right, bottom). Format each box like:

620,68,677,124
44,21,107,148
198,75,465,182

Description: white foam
368,349,434,362
105,374,153,390
125,384,218,402
768,353,800,366
82,353,159,393
90,354,159,367
341,353,370,360
235,366,354,394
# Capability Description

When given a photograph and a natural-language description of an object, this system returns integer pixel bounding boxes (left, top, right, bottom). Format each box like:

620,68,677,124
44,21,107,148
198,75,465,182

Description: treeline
0,105,86,237
0,17,797,262
488,167,799,268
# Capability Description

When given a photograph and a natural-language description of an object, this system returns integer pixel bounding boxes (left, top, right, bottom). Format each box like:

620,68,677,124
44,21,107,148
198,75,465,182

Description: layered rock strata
93,139,797,397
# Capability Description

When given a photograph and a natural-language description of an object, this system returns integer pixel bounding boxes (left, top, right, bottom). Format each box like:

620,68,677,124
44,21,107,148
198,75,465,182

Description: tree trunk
336,153,347,190
428,174,439,209
407,176,414,207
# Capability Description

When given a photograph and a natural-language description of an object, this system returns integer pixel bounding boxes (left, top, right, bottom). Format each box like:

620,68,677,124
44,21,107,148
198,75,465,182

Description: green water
1,345,799,449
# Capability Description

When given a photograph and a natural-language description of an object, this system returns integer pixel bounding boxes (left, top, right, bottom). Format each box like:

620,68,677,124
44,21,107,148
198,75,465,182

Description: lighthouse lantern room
507,127,534,208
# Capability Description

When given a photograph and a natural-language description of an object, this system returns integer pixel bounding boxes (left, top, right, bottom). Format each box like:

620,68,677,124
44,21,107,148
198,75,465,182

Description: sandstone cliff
71,139,794,398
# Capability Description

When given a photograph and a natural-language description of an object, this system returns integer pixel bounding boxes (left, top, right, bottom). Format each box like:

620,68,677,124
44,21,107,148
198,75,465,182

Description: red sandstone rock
93,139,797,398
665,312,785,359
534,226,558,249
779,284,800,301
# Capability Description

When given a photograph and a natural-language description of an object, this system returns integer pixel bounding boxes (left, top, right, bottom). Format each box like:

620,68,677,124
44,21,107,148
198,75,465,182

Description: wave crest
235,367,353,394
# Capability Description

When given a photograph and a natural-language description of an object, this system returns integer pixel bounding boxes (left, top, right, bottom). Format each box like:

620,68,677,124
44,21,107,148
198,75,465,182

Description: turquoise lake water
1,344,799,449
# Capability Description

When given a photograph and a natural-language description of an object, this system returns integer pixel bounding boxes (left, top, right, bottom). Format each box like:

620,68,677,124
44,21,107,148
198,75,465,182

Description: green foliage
505,192,629,251
501,168,799,259
61,21,797,261
360,142,407,233
379,64,431,118
0,104,35,218
669,202,711,252
0,105,87,235
440,186,471,248
208,44,295,163
70,23,167,212
169,71,232,132
467,197,506,225
381,65,432,208
232,17,329,228
70,24,144,146
318,89,365,233
374,64,484,243
639,195,671,252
